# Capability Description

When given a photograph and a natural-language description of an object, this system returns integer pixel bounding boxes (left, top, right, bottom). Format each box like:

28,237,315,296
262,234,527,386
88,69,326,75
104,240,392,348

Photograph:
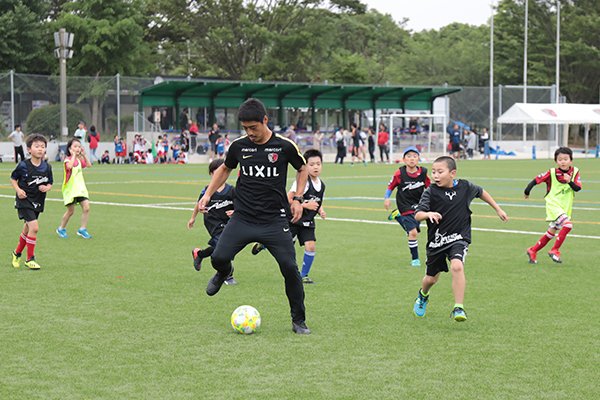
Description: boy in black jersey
198,98,311,335
413,156,508,321
384,146,430,267
188,159,236,285
10,134,53,270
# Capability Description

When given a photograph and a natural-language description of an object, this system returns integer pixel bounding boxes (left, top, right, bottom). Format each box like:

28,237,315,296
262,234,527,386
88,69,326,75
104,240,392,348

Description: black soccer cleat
192,248,202,271
292,321,311,335
206,266,234,296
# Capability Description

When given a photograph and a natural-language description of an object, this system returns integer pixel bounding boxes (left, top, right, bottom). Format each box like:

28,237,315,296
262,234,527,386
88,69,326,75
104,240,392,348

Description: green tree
25,103,84,137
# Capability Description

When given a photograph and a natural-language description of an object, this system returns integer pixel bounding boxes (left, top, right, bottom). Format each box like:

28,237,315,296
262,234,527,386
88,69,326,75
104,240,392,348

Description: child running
251,149,326,284
524,147,582,264
413,156,508,321
10,134,53,270
188,159,237,285
56,138,93,239
384,146,430,267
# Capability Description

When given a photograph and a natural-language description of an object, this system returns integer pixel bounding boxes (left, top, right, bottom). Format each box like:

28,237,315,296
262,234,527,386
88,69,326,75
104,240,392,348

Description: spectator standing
88,125,100,164
466,130,478,160
312,129,324,152
334,127,346,164
480,128,490,159
8,124,25,163
285,124,297,144
189,121,199,154
378,123,390,163
74,121,87,141
208,123,220,160
367,126,376,163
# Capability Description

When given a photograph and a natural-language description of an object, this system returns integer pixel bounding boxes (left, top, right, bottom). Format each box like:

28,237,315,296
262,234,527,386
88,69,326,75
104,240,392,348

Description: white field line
1,194,598,240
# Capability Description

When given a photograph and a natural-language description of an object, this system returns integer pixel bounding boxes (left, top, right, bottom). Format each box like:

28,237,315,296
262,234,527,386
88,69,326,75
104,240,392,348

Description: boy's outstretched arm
480,190,508,221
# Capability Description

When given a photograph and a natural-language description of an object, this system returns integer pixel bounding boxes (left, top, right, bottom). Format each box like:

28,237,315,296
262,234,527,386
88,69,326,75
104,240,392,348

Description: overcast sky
362,0,493,32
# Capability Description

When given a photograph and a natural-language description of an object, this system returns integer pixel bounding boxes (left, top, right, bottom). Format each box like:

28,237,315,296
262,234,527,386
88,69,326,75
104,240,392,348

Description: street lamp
54,28,74,137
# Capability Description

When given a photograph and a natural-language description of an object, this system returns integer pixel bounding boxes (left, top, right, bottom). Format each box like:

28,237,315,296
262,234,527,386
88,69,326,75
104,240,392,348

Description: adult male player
198,98,311,334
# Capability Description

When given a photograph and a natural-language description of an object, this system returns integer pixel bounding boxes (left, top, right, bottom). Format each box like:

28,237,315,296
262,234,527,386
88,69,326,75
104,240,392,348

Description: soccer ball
230,305,261,334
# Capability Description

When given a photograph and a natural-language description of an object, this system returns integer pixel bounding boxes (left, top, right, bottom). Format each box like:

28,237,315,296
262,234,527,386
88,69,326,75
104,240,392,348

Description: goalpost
376,113,448,162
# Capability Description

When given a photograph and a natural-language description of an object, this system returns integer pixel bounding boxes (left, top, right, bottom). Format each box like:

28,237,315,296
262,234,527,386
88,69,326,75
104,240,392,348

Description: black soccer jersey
198,184,235,237
395,166,429,214
416,179,483,254
293,177,326,228
11,159,53,212
224,133,305,223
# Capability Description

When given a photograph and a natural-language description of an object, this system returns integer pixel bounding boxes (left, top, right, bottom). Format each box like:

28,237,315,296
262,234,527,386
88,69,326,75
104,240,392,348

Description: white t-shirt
74,128,86,140
8,130,24,146
289,177,322,195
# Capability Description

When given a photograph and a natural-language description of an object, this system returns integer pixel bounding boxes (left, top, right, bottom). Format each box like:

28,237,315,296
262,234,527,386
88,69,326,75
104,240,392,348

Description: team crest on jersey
268,153,279,163
445,191,456,200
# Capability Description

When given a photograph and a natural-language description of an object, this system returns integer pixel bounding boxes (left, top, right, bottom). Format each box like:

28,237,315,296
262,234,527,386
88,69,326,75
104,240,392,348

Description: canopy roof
139,79,461,111
497,103,600,124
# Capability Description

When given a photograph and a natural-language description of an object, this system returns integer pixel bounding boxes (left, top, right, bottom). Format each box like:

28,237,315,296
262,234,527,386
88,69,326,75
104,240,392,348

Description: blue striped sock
301,251,315,277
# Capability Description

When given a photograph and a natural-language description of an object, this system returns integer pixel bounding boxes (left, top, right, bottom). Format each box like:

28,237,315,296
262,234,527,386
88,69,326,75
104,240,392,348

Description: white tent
497,103,600,124
497,103,600,152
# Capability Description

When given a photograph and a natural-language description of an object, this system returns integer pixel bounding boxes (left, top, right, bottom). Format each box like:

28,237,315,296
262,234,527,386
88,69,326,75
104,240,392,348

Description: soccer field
1,158,598,399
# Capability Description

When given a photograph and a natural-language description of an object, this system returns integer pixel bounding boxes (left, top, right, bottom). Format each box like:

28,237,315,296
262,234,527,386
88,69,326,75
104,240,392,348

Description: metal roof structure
139,79,461,128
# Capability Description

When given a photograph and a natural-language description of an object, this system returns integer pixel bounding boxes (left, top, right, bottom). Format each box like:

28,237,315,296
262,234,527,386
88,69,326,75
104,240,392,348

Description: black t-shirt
209,129,220,144
416,179,483,254
11,159,53,212
293,178,326,228
198,183,235,237
396,166,428,214
225,133,305,224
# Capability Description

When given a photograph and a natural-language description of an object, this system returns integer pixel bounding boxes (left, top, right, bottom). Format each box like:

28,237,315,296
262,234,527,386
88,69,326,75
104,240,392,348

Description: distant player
413,156,508,321
10,134,53,270
524,147,582,264
56,138,93,239
252,149,326,284
197,98,311,334
188,158,237,285
384,146,430,267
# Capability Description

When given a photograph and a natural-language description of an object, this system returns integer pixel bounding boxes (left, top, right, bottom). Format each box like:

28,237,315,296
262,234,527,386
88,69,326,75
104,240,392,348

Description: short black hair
15,124,21,129
433,156,457,171
238,98,267,123
554,146,573,161
303,149,322,162
25,133,47,149
208,158,225,174
65,138,81,156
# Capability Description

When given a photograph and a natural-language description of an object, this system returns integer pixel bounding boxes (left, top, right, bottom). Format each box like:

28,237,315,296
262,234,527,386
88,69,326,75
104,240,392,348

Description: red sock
15,233,27,255
551,223,572,252
25,235,36,260
531,230,554,252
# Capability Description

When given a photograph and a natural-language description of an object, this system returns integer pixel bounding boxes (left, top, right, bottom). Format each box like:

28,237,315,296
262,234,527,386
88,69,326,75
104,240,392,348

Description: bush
25,104,85,138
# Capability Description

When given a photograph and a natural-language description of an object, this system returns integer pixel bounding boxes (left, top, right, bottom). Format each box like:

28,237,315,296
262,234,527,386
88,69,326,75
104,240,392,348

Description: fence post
595,144,599,158
10,70,15,130
116,73,121,138
532,145,536,160
495,145,500,160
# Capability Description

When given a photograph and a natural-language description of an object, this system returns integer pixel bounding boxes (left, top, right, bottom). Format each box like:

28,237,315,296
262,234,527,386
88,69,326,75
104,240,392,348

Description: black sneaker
251,243,265,255
192,248,202,271
292,321,311,335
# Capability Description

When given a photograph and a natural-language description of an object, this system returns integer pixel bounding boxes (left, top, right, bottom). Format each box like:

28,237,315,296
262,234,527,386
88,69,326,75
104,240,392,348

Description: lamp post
54,28,74,137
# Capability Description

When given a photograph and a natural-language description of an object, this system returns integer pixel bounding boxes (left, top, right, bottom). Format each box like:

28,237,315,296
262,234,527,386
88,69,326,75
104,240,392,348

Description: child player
188,159,237,285
384,146,430,267
413,156,508,321
524,147,582,264
10,134,53,270
251,149,326,284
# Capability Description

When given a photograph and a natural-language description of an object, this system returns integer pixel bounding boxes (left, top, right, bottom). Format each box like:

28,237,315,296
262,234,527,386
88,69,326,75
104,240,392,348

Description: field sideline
1,159,598,399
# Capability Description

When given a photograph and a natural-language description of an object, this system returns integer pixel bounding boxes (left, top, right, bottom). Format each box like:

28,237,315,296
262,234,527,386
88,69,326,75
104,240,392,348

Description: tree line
1,0,598,103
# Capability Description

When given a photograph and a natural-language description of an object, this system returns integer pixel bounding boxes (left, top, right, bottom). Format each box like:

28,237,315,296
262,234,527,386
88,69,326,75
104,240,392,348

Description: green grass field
1,158,598,399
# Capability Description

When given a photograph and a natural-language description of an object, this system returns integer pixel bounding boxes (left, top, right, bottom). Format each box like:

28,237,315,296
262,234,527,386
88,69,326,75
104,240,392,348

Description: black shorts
451,142,461,152
66,196,89,206
290,224,316,246
395,213,420,234
18,208,40,222
425,241,469,277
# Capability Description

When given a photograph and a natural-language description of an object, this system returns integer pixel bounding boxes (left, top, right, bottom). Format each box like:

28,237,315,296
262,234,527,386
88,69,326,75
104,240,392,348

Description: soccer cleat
526,247,538,264
77,228,92,239
413,290,429,317
411,259,421,267
11,251,21,268
192,248,202,271
206,266,233,296
224,275,238,285
451,307,467,322
24,258,41,270
548,250,562,263
251,243,265,255
56,227,68,238
302,276,315,284
387,209,400,221
292,321,311,335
